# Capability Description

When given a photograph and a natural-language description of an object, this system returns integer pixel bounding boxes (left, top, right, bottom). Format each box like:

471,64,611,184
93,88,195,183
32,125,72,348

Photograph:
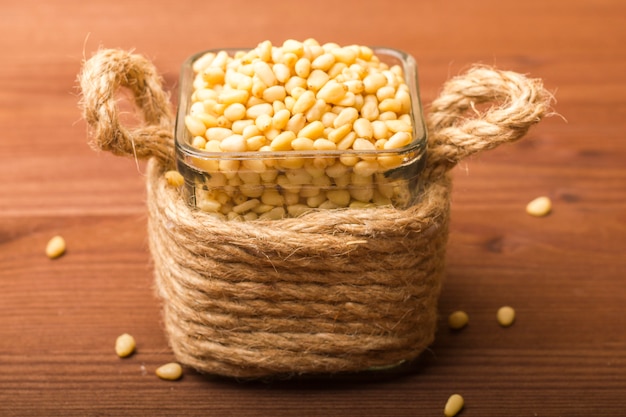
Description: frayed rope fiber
79,49,552,378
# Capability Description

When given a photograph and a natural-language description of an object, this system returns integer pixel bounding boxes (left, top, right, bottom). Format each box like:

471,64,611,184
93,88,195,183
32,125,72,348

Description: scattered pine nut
497,306,516,327
448,311,469,330
526,196,552,217
156,362,183,380
45,235,66,259
115,333,136,358
164,170,185,187
444,393,464,417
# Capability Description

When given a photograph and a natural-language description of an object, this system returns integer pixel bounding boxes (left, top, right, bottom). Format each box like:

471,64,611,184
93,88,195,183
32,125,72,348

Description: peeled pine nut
156,362,183,381
164,170,185,187
45,235,66,259
526,196,552,217
316,80,348,104
497,306,516,327
444,394,464,417
448,311,469,330
115,333,136,358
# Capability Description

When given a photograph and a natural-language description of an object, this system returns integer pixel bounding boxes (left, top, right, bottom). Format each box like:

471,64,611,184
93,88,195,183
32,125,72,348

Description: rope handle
423,66,553,179
79,49,175,167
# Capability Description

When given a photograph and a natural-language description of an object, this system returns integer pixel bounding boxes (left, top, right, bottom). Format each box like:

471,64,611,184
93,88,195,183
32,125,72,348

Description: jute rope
79,49,175,166
79,49,551,378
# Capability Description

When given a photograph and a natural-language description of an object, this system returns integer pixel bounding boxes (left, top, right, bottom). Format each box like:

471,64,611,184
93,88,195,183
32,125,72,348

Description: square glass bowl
174,45,427,220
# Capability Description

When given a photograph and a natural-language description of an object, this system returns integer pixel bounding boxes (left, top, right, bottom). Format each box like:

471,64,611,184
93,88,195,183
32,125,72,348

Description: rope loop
79,49,175,167
423,65,552,179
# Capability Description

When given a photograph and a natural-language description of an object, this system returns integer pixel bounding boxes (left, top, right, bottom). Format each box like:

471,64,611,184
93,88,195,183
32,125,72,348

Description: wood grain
1,0,625,415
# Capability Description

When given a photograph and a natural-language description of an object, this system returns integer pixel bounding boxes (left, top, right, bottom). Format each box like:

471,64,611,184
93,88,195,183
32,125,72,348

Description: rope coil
79,48,551,378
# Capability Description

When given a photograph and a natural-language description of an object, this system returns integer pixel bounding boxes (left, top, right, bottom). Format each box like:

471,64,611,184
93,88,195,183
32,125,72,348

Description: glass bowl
174,44,427,220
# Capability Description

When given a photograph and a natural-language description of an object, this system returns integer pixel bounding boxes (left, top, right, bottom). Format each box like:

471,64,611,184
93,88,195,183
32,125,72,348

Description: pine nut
307,192,327,208
353,160,379,177
376,85,396,101
497,306,516,327
372,120,389,139
349,187,374,203
272,63,291,83
156,363,183,381
164,170,185,187
233,198,261,214
384,131,412,149
311,53,335,71
220,135,247,152
291,137,315,151
203,66,225,85
115,333,136,358
313,138,337,150
292,90,317,114
363,72,387,94
526,196,552,217
336,132,357,151
253,61,277,86
326,189,351,206
379,98,402,113
206,127,233,141
385,119,412,133
259,206,286,220
246,103,274,119
326,161,349,179
316,80,348,104
261,189,285,206
353,118,373,139
344,79,364,94
330,46,357,64
270,131,296,151
45,235,66,259
191,136,207,149
284,76,307,95
333,107,359,128
375,138,387,150
285,168,313,186
318,199,338,210
327,123,352,143
295,57,311,78
327,62,347,79
265,88,287,105
353,138,376,152
218,88,248,105
231,119,253,134
305,99,327,122
271,109,291,130
448,311,469,330
287,204,312,217
360,95,380,121
255,114,273,131
444,394,464,417
197,197,221,213
307,69,330,92
283,190,300,205
396,88,411,113
184,115,206,137
378,111,397,121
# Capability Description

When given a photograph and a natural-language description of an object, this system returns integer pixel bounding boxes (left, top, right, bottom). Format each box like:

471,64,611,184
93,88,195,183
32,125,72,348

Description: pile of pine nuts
180,39,422,220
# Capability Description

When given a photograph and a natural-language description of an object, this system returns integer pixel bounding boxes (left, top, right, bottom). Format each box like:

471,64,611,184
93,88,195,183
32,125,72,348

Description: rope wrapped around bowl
79,49,552,378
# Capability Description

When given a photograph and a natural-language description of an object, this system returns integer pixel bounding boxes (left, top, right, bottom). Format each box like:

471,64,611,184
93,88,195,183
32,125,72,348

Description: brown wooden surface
1,0,625,415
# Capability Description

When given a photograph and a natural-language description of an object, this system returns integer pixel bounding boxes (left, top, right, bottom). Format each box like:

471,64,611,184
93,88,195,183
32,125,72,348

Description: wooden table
1,0,624,415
